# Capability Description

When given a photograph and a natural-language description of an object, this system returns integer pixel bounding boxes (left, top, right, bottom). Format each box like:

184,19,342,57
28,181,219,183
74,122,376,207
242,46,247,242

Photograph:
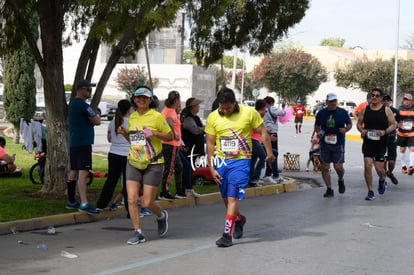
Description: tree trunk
12,127,19,144
37,0,68,194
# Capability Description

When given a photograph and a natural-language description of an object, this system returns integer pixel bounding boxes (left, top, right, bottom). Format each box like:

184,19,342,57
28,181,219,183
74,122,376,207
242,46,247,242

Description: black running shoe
387,173,399,185
157,209,168,236
233,215,246,239
323,188,334,198
158,192,175,201
338,179,346,194
216,233,232,247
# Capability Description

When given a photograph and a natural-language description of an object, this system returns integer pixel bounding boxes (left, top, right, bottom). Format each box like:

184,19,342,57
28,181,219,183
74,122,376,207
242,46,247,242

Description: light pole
393,0,400,103
240,49,246,103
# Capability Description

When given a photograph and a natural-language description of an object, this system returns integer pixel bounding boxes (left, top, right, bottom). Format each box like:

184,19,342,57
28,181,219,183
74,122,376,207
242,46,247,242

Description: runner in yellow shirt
118,86,173,245
205,87,274,247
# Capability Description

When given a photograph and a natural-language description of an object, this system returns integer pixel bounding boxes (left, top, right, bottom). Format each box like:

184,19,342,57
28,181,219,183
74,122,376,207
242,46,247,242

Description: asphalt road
1,119,414,274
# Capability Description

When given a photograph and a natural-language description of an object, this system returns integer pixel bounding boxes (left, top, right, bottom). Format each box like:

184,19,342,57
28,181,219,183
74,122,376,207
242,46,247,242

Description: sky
286,0,413,50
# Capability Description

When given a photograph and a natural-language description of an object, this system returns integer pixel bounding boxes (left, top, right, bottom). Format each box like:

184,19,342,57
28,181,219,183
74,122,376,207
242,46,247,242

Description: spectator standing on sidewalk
159,90,186,200
382,94,400,184
315,92,352,198
396,92,414,175
262,96,285,183
357,88,396,200
118,86,172,245
249,99,267,187
66,79,101,215
181,97,205,196
96,99,131,212
293,99,306,134
205,87,274,247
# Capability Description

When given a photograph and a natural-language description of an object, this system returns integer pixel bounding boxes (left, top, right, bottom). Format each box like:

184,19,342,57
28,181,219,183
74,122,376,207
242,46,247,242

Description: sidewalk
0,180,297,235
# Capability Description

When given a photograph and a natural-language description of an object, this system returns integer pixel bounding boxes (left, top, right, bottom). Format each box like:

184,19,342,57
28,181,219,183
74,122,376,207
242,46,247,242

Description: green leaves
253,49,327,101
187,0,309,66
334,57,414,95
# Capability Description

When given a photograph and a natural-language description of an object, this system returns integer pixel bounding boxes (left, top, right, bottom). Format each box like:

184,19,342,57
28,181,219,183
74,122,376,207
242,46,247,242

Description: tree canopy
320,37,345,48
253,48,327,101
0,0,310,194
0,0,184,194
187,0,309,66
334,57,414,94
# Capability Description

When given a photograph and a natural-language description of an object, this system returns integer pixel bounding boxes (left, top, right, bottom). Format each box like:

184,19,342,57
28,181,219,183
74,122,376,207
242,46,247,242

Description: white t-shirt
108,118,130,156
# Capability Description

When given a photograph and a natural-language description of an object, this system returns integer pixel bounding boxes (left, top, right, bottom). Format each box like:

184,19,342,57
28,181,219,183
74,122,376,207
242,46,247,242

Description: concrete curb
0,179,297,235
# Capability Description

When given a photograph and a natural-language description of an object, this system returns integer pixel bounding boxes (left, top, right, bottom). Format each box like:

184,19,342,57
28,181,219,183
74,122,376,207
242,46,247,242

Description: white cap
326,93,337,101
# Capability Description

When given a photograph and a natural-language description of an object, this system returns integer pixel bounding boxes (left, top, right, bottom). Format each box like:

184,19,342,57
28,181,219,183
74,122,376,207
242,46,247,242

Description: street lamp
393,0,400,103
240,49,246,103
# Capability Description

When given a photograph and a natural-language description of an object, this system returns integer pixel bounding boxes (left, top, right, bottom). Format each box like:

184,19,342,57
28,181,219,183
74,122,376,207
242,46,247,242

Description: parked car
339,101,356,117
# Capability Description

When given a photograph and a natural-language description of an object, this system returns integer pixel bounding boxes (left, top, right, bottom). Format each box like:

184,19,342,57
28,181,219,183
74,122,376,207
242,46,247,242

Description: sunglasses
371,94,381,98
80,87,92,92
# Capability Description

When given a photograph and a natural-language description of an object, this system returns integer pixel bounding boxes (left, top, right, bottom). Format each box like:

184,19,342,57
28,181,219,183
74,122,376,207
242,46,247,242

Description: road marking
91,227,277,275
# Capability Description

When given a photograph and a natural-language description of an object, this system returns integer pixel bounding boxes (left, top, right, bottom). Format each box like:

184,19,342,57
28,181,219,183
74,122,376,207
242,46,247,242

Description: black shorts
70,145,92,170
294,117,303,123
385,135,397,161
362,140,386,161
397,135,414,148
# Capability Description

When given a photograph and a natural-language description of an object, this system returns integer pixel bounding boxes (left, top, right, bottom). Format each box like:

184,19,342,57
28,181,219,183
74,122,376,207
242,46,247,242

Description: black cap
382,94,392,101
74,79,96,91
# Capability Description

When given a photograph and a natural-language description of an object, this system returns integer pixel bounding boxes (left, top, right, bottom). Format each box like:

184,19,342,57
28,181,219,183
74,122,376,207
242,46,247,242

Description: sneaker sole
127,238,146,245
78,209,100,215
216,242,233,247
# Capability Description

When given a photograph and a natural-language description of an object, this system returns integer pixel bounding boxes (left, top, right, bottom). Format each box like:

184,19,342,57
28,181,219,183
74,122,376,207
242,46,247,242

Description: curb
0,179,297,235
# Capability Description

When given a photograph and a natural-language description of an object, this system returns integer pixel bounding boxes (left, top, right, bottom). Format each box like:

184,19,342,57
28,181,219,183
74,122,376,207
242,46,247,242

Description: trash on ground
61,250,78,259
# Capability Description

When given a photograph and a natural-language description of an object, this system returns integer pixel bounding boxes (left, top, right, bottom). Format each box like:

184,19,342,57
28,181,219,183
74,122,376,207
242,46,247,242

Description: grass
0,136,218,222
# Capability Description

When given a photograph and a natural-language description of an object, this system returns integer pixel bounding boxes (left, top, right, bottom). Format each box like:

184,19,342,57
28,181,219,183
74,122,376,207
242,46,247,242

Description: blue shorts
320,143,344,164
215,159,250,200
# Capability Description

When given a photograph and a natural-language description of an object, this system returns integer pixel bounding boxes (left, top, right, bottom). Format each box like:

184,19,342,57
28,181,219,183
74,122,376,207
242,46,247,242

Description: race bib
324,134,337,144
220,137,239,156
367,130,380,141
402,120,413,130
297,109,303,114
129,131,146,146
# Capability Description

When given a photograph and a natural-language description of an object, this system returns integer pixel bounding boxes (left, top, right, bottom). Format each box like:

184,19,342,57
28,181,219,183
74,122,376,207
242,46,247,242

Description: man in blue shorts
315,92,352,198
205,87,274,247
66,79,101,214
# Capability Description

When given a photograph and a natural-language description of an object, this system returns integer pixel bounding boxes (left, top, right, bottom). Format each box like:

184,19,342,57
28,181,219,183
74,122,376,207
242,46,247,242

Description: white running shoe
263,176,276,184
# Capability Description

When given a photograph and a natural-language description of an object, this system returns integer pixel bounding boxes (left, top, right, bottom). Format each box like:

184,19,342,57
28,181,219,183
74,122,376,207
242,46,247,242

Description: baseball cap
326,92,337,101
296,99,302,103
134,87,153,97
186,97,203,108
403,93,413,101
382,94,392,101
74,79,95,91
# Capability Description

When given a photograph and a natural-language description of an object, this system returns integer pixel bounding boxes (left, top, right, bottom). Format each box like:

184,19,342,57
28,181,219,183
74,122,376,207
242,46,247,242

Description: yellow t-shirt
128,109,171,169
205,104,263,160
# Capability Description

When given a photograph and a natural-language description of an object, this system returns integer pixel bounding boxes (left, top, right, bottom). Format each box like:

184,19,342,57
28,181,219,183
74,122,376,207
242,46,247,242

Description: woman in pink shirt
159,91,185,200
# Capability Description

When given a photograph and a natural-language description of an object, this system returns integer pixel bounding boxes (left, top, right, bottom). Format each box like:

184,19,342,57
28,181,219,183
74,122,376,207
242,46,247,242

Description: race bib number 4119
220,136,239,155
